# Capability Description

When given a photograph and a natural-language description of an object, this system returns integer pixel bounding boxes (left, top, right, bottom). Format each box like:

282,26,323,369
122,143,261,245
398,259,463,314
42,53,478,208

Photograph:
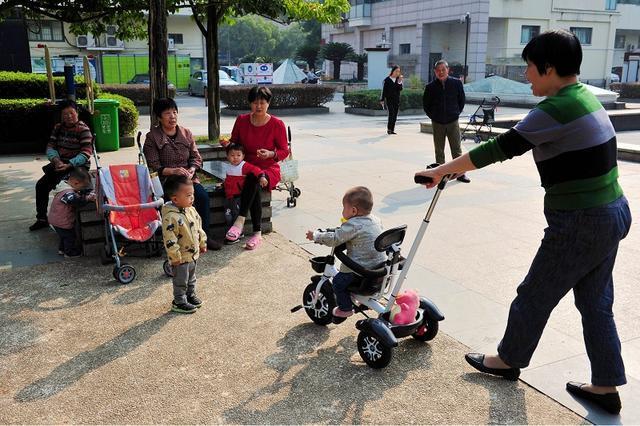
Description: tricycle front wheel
302,281,335,325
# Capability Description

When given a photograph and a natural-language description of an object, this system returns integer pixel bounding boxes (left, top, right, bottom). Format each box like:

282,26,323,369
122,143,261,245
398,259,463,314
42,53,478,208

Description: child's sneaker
171,301,197,314
186,294,203,308
332,307,354,318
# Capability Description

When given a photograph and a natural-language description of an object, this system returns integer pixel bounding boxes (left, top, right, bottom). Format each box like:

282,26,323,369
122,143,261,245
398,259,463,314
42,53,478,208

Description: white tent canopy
272,59,307,84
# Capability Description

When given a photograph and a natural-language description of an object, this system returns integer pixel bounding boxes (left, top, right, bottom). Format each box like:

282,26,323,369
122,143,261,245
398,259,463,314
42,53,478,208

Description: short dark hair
434,59,449,69
58,99,77,111
521,29,582,77
67,166,91,184
164,174,191,199
225,142,244,155
153,98,178,118
344,186,374,215
248,86,272,103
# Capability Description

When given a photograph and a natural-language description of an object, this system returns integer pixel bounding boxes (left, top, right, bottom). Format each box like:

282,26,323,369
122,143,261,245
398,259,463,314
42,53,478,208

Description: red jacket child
222,143,265,199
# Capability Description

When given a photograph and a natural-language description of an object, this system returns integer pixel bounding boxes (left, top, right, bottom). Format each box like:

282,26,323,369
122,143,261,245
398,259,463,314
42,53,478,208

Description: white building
322,0,640,86
26,10,206,88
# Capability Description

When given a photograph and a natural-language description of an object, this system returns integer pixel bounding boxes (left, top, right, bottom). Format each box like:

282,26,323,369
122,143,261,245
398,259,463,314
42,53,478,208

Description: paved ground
0,93,638,424
0,234,586,424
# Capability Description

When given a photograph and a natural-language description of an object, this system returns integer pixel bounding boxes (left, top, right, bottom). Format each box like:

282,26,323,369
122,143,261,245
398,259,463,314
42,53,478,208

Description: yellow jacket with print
161,202,207,264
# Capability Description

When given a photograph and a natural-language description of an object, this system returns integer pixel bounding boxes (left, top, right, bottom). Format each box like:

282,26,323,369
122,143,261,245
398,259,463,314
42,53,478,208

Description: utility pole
462,12,470,83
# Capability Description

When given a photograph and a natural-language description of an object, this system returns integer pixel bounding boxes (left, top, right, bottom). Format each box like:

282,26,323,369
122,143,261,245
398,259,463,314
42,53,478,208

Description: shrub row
609,82,640,99
220,84,336,109
0,94,138,154
0,71,100,100
343,89,425,110
99,84,177,106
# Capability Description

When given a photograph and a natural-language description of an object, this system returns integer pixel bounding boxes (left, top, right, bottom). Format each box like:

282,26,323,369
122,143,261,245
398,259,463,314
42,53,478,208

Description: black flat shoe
464,353,521,381
566,382,621,414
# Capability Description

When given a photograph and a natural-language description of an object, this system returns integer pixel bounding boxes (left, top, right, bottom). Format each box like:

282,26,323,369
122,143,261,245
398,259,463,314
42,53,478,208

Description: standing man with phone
423,60,470,183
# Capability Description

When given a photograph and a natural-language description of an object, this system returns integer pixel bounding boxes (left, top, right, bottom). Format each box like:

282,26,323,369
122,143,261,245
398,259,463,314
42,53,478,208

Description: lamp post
462,12,470,83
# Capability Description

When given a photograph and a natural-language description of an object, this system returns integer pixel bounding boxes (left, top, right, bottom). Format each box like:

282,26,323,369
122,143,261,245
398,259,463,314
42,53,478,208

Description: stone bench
78,145,272,257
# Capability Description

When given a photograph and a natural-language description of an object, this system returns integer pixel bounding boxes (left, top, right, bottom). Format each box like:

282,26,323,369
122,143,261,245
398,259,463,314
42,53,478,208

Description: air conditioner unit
76,35,94,48
168,38,176,50
102,25,124,49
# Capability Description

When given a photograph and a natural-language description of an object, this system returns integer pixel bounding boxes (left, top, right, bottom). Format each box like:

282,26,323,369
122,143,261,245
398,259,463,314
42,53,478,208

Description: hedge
0,94,138,154
609,82,640,99
99,84,177,106
220,84,335,109
0,71,100,100
344,89,424,110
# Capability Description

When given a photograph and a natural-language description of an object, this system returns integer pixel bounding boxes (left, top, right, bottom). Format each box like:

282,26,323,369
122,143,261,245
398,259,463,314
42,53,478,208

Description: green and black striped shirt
469,83,623,210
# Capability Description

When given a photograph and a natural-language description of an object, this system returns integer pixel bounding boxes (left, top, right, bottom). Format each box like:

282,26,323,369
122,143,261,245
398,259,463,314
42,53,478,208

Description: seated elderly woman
143,98,222,251
221,86,289,250
30,99,93,231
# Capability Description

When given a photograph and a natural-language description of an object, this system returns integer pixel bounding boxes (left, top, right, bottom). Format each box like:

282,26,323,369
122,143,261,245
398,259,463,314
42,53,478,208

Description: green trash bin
92,98,120,152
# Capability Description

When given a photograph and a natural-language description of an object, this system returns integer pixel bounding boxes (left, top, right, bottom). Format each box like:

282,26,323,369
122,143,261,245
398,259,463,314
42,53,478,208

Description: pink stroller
95,149,164,284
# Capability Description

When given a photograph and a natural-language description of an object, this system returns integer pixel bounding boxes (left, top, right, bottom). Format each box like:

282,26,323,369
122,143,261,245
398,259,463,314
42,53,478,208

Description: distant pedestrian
380,65,403,135
423,60,470,183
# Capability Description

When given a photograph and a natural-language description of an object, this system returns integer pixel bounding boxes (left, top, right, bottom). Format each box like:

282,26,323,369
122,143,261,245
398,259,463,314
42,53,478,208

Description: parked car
220,66,243,83
610,72,621,83
188,70,239,97
127,74,176,90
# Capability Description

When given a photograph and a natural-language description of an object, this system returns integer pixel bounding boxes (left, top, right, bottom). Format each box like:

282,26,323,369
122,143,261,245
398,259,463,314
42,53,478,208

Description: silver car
188,70,239,96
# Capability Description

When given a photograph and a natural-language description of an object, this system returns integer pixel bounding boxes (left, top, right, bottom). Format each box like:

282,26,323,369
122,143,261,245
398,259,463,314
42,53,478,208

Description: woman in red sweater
221,86,289,250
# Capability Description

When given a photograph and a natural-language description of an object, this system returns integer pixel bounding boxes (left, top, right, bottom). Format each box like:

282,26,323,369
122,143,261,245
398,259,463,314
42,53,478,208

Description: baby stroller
93,134,164,284
291,166,448,369
276,126,301,208
461,96,500,144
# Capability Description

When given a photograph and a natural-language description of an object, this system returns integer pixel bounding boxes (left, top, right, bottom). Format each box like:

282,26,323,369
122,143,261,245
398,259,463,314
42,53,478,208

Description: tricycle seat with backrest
335,225,408,295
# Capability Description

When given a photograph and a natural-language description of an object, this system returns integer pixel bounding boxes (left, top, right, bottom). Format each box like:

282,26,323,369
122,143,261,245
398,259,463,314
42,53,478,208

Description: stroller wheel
163,260,174,277
293,188,301,198
303,282,335,326
357,331,393,369
114,264,136,284
287,197,297,208
412,318,439,342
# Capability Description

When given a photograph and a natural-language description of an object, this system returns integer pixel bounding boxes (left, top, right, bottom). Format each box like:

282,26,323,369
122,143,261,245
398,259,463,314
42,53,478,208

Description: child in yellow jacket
161,175,208,314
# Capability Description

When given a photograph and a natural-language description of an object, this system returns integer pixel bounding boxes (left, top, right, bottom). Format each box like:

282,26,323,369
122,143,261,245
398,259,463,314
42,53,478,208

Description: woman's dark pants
35,165,76,221
387,101,399,132
193,183,210,234
238,174,263,233
497,196,632,386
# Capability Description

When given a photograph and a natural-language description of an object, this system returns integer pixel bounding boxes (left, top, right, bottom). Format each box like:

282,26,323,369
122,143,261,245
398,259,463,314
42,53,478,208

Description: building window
605,0,617,10
169,33,184,44
570,27,593,45
27,20,64,42
399,43,411,55
615,34,626,49
520,25,540,44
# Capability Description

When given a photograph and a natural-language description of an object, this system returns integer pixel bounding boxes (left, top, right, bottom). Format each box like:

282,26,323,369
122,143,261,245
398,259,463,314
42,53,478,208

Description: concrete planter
345,107,424,116
221,106,330,117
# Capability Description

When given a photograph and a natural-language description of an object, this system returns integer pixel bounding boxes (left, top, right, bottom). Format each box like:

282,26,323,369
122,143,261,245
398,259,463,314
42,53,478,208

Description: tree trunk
206,4,221,142
148,0,168,128
357,62,364,81
333,60,341,80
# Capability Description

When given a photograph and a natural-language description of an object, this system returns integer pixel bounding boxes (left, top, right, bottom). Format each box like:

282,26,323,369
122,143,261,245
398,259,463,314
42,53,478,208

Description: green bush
220,84,335,109
344,89,424,110
0,71,100,100
609,82,640,99
99,84,176,106
0,94,138,154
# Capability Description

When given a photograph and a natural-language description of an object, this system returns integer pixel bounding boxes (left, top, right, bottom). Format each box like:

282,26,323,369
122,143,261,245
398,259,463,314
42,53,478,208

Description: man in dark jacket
423,60,470,182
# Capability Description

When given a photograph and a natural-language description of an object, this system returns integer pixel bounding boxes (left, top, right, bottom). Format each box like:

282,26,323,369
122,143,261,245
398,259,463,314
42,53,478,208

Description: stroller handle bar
103,199,164,212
